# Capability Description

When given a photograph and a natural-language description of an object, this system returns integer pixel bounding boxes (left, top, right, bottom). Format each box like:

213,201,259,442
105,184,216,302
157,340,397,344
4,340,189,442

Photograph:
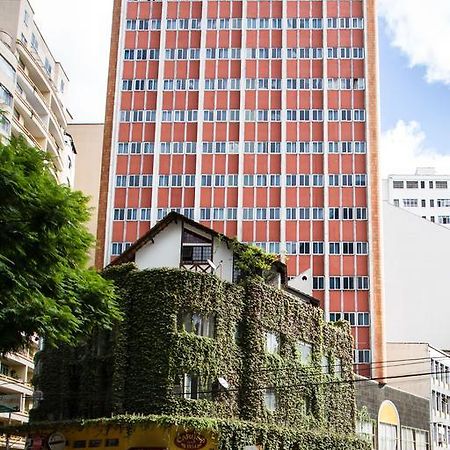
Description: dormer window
181,228,213,264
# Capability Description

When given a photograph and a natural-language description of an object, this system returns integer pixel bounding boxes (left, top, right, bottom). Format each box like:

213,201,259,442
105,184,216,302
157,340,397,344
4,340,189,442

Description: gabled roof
108,211,240,267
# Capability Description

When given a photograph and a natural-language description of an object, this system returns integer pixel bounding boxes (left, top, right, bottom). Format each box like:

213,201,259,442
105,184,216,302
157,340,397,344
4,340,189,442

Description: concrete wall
383,201,450,348
135,220,183,270
69,123,104,264
134,220,235,283
385,343,430,400
355,379,430,432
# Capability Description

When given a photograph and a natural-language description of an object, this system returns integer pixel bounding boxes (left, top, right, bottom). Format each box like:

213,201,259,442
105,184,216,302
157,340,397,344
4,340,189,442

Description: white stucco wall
383,201,450,348
133,219,235,283
211,237,234,282
135,220,183,270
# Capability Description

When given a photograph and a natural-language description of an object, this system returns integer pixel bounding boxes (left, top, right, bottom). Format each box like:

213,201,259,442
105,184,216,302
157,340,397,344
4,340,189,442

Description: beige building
0,0,75,185
0,339,39,449
387,343,450,450
69,123,104,264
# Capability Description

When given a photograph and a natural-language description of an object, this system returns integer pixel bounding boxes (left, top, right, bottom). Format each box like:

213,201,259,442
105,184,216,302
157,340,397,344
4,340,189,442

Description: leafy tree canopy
0,137,121,354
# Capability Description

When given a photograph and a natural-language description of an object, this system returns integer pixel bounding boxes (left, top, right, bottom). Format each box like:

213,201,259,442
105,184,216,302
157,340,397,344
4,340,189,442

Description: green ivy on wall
33,265,365,449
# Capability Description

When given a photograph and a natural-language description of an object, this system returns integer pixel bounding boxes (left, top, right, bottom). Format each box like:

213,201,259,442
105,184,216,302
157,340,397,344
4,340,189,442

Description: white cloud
32,0,113,122
378,0,450,85
380,120,450,177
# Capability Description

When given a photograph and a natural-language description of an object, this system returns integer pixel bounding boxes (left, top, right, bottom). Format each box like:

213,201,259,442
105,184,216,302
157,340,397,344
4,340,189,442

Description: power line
5,368,449,402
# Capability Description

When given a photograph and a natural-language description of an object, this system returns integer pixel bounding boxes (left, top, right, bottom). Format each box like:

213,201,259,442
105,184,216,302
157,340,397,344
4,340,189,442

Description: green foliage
0,137,121,354
227,238,277,279
36,268,357,439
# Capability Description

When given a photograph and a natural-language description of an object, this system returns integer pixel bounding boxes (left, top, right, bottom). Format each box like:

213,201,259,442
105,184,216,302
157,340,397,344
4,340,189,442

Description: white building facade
0,0,75,186
383,201,450,349
384,168,450,227
387,343,450,450
0,340,39,450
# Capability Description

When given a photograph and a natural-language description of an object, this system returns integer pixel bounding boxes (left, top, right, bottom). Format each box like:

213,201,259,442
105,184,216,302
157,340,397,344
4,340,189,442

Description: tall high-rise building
97,0,384,376
0,0,75,186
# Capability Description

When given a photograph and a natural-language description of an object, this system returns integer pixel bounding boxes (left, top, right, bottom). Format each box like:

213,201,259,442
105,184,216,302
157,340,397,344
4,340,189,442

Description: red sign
174,431,207,450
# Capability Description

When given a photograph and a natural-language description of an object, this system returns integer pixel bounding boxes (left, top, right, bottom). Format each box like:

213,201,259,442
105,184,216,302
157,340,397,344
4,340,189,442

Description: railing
0,434,27,449
12,117,42,149
0,372,32,387
180,262,214,274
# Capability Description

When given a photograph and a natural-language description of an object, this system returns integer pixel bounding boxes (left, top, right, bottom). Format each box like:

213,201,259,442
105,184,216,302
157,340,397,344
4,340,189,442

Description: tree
0,137,121,354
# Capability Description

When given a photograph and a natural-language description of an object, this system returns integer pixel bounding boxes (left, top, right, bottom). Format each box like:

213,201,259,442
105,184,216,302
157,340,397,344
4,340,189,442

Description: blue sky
379,18,450,154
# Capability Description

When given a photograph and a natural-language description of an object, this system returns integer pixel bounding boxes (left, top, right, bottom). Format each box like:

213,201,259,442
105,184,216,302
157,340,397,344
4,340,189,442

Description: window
116,175,127,187
0,84,13,107
264,389,277,412
439,216,450,225
406,180,419,189
105,440,119,447
393,180,404,189
313,276,324,290
334,358,342,378
356,350,371,364
181,313,215,338
265,332,279,353
296,341,312,364
436,181,448,189
322,355,330,374
393,199,399,207
403,199,418,207
113,209,125,220
44,58,52,76
173,374,212,400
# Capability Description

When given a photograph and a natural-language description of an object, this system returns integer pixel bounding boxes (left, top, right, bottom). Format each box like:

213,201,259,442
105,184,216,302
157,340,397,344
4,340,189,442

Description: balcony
180,262,214,274
15,40,52,96
0,434,26,449
14,92,47,140
0,373,33,396
11,116,41,149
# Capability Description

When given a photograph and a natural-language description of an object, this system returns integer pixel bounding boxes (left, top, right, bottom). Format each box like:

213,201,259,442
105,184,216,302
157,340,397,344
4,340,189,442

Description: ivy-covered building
27,216,368,449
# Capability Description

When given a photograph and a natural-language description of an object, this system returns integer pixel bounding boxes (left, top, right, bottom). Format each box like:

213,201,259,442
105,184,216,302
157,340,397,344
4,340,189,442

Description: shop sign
174,431,207,449
48,432,66,450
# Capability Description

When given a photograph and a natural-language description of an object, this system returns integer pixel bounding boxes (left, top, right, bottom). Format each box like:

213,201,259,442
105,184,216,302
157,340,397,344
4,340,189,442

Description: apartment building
387,343,450,450
0,340,38,450
97,0,384,376
384,168,450,227
0,0,75,185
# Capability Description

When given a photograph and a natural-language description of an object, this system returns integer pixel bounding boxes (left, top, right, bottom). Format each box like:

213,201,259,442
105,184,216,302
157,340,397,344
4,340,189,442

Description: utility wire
3,368,449,401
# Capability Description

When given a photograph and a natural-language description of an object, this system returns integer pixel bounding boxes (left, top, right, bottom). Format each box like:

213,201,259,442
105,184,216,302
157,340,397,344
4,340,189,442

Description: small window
321,355,330,374
406,180,418,189
173,374,212,400
181,313,215,338
265,332,279,353
264,389,277,411
105,440,119,447
88,441,102,448
335,357,342,378
296,341,312,364
73,442,86,449
393,180,404,189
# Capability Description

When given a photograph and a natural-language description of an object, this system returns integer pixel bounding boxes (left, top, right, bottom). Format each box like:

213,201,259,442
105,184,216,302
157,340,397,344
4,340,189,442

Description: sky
32,0,450,177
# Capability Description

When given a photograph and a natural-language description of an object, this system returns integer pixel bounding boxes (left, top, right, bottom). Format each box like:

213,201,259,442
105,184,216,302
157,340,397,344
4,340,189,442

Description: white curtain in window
401,427,414,450
415,430,428,450
379,423,398,450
